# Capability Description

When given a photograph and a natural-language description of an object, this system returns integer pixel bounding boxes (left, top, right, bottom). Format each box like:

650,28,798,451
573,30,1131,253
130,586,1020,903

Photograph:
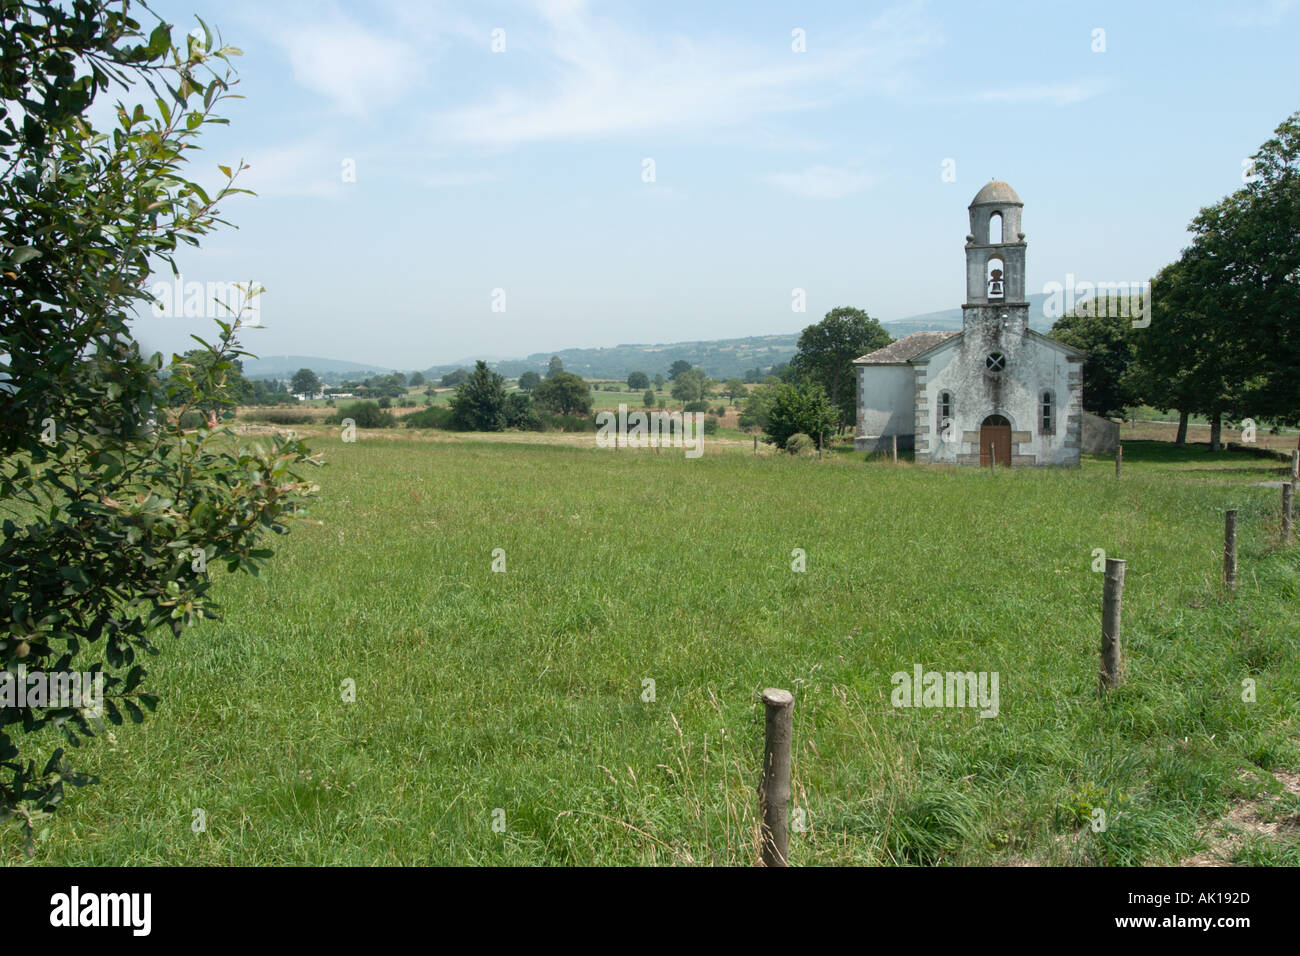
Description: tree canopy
788,307,891,429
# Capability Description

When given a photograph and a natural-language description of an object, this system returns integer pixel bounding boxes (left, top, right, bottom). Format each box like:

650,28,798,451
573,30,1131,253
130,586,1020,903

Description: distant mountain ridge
241,355,392,382
247,295,1062,383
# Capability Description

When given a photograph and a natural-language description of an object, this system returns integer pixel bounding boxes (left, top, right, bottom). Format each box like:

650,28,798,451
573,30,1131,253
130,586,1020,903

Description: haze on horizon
128,0,1300,370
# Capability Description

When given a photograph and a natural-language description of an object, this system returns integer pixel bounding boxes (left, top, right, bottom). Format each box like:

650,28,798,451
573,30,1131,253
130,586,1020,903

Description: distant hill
259,295,1066,384
880,293,1057,338
423,334,801,382
242,355,392,383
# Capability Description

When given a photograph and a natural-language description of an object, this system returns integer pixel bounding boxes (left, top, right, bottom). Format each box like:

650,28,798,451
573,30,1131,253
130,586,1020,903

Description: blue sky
129,0,1300,371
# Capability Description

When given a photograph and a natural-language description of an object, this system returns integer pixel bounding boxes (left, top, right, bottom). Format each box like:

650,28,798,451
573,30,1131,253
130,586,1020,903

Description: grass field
7,432,1300,865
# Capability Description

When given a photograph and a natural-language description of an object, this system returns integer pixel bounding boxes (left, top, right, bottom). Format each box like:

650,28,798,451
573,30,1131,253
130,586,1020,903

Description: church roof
970,180,1021,206
854,330,960,364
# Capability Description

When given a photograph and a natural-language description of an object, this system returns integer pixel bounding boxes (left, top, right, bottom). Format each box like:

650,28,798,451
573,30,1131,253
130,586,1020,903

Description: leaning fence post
1100,558,1126,691
1115,443,1123,479
1283,483,1293,545
758,688,794,867
1224,509,1238,590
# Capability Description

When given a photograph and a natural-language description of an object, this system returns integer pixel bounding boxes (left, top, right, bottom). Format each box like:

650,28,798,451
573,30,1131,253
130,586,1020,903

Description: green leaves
0,0,320,847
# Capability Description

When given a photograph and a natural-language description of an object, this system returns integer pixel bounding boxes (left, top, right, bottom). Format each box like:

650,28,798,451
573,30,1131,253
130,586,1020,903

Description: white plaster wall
856,365,915,437
917,332,1079,466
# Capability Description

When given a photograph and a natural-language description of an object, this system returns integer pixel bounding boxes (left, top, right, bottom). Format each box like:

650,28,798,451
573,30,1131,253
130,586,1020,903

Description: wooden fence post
1283,483,1293,545
1100,557,1126,691
1291,448,1297,488
753,435,758,456
892,434,898,464
989,442,995,474
1115,443,1123,479
1224,509,1238,590
758,688,794,867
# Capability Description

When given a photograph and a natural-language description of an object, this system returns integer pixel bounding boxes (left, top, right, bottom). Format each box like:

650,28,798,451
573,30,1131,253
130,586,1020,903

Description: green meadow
7,436,1300,865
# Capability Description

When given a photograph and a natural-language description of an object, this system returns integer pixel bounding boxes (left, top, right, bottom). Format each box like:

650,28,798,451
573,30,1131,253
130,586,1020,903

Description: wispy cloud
425,1,944,147
277,17,424,116
762,164,877,199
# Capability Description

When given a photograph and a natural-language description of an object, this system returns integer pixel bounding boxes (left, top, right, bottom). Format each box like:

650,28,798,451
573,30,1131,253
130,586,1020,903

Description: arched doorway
979,414,1011,467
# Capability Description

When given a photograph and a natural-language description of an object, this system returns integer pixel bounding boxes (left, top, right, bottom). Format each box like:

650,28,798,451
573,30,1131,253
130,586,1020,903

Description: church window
1041,391,1054,435
989,211,1003,244
985,352,1006,373
938,391,952,434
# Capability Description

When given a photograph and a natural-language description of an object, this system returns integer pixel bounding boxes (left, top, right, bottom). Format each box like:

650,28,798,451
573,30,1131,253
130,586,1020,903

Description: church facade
853,181,1085,467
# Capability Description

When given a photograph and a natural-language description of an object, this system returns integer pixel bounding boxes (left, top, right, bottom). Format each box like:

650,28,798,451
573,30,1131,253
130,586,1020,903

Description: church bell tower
963,180,1028,335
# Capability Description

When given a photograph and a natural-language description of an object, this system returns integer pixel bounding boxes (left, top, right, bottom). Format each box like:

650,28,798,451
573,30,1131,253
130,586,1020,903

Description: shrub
331,401,395,429
241,409,314,425
786,432,816,456
683,400,709,413
764,382,838,449
541,413,595,432
703,416,719,435
404,405,455,429
0,10,319,848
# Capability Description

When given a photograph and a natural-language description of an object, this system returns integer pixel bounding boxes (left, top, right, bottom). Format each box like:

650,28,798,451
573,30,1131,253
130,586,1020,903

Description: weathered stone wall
1081,411,1120,454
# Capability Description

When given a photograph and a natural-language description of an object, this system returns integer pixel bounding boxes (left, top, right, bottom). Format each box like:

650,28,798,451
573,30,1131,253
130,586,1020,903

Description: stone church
853,181,1085,467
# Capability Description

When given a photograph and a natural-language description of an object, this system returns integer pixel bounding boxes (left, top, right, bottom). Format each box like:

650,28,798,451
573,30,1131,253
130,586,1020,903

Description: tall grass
7,438,1298,865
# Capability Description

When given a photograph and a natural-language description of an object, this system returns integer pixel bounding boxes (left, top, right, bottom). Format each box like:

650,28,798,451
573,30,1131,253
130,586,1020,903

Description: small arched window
989,211,1003,244
1041,391,1054,435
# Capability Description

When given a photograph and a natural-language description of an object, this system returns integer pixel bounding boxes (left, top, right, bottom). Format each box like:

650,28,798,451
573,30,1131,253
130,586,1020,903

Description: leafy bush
764,382,839,449
241,409,314,425
786,432,815,455
404,405,455,429
703,416,719,435
683,400,709,413
331,401,395,429
0,8,319,852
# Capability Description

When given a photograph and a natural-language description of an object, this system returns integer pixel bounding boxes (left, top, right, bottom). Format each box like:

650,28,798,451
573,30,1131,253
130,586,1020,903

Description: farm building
854,181,1086,467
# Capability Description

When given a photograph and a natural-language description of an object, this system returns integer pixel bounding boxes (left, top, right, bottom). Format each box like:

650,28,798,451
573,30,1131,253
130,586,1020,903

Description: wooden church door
979,414,1012,467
